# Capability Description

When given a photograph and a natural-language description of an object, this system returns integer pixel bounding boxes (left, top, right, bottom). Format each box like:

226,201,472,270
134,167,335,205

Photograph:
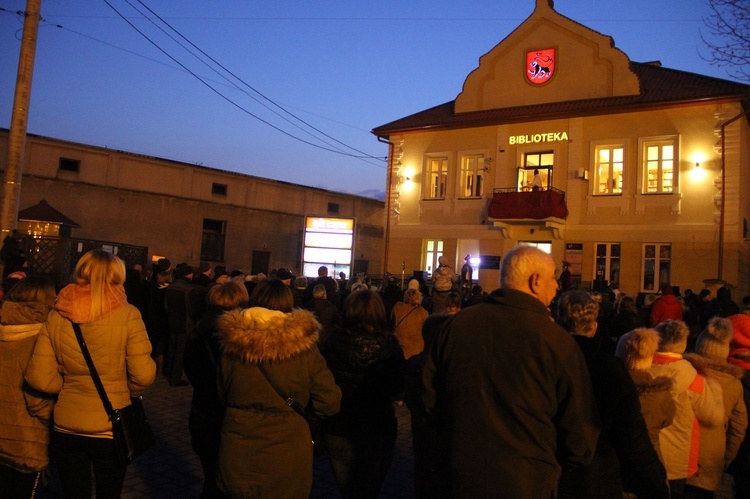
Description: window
58,157,80,172
595,243,621,285
642,243,671,292
327,202,340,214
201,219,226,262
211,183,227,196
594,146,623,195
425,156,448,199
642,138,676,194
518,151,553,191
519,241,551,254
424,239,444,276
459,155,484,198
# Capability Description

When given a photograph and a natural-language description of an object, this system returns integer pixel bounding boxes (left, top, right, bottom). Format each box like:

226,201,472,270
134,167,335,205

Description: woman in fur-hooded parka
215,292,341,498
684,318,748,493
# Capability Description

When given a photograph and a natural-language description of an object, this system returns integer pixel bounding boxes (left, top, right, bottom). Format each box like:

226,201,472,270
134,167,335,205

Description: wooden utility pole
1,0,42,237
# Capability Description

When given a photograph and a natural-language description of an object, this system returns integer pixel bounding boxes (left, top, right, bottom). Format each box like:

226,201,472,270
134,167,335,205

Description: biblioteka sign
509,131,569,145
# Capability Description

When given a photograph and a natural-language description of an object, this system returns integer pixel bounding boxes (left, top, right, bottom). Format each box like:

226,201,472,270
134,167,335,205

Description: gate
19,235,148,288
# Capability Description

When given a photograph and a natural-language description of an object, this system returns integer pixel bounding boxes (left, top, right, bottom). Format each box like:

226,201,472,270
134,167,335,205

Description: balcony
487,187,569,220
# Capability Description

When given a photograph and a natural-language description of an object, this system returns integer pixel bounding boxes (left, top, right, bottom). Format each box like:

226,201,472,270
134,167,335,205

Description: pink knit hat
729,314,750,348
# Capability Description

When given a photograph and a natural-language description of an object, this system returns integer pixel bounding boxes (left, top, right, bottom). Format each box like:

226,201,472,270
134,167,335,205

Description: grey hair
557,290,599,336
500,245,553,289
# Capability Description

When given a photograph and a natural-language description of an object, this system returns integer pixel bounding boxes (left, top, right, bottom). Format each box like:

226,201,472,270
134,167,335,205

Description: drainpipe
378,136,394,276
718,107,750,281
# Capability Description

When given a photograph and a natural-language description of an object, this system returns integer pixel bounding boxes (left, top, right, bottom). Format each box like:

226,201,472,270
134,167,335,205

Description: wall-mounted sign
509,131,569,145
302,216,354,278
526,48,555,84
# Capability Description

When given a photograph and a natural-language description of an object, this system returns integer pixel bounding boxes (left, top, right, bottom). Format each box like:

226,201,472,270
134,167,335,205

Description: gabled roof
18,199,80,227
372,62,750,136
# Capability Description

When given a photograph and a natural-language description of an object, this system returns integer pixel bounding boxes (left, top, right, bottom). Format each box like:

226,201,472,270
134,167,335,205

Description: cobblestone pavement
36,374,415,498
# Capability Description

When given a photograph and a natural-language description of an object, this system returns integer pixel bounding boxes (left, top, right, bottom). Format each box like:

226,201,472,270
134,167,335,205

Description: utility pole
1,0,42,237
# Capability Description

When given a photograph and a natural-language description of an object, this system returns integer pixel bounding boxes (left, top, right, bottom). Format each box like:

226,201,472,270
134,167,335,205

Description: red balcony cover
488,189,568,220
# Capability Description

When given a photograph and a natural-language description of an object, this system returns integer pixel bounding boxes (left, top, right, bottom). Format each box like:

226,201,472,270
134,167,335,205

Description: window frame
58,157,80,173
424,155,449,200
518,150,554,191
593,145,624,196
423,239,444,277
594,242,621,286
640,136,678,194
201,219,226,263
211,182,228,196
458,153,485,199
641,243,671,293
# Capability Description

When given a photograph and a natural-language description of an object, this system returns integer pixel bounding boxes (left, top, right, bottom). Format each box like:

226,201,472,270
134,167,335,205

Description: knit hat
198,261,211,273
408,278,420,290
276,268,294,281
729,313,750,348
695,317,733,360
615,328,660,371
654,319,689,354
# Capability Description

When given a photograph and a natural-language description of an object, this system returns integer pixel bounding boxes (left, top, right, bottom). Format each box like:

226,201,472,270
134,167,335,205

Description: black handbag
71,321,156,465
257,362,326,455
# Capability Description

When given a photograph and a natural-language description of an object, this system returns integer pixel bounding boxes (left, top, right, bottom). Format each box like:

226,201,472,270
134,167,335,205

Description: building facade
373,0,750,299
0,129,385,279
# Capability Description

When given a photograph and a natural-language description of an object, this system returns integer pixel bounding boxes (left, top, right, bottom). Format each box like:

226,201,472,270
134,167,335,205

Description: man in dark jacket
164,264,206,386
422,244,598,498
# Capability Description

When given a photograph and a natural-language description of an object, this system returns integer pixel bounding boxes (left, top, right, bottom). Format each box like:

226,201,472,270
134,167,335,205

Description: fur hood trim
629,369,674,394
684,352,745,379
218,306,320,363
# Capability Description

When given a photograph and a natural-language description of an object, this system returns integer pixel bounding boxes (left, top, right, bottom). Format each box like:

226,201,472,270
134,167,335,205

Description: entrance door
251,250,270,276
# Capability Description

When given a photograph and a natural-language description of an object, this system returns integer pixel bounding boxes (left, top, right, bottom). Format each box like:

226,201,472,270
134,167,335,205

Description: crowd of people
2,245,750,498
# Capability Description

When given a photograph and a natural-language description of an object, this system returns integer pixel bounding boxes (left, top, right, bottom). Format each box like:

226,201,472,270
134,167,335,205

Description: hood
0,321,44,342
684,352,745,379
629,369,674,395
218,306,320,363
438,255,449,267
55,283,128,324
0,300,51,326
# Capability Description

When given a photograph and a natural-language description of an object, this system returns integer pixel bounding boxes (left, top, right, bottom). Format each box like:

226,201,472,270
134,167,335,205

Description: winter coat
0,300,54,473
25,283,156,438
649,352,725,480
322,325,404,439
629,369,675,464
684,354,748,491
650,294,683,327
727,350,750,483
558,336,668,499
392,302,429,359
216,307,341,498
432,256,456,292
422,289,599,498
184,307,225,426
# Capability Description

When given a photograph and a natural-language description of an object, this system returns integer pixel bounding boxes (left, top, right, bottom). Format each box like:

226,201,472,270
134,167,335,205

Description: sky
0,1,741,200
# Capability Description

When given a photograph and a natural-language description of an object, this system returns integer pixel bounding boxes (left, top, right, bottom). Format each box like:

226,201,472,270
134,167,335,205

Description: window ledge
634,192,682,215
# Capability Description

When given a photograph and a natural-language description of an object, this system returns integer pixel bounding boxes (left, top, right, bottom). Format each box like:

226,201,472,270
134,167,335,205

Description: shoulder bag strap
256,362,306,418
394,304,418,330
71,321,115,417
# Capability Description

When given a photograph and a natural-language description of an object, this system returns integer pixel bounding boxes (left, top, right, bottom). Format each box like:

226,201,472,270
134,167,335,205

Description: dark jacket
306,298,340,345
215,307,341,498
629,369,675,465
558,336,669,499
322,326,404,438
422,289,599,498
165,277,206,336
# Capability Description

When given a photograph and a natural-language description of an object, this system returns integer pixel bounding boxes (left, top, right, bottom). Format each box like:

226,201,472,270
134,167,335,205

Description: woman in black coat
183,280,248,499
322,290,404,499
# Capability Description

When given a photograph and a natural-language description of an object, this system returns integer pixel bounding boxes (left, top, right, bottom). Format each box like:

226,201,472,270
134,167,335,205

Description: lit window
594,146,623,195
518,151,553,191
459,155,484,198
642,243,671,292
425,157,448,199
424,239,444,276
642,139,676,194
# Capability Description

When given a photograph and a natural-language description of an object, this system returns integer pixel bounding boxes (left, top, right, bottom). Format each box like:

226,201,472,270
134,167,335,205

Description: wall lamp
695,161,701,169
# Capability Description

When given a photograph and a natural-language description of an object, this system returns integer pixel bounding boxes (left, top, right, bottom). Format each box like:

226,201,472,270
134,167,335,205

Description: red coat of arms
526,49,555,84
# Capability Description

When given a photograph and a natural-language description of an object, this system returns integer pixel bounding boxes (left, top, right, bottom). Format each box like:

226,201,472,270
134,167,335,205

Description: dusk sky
0,1,739,199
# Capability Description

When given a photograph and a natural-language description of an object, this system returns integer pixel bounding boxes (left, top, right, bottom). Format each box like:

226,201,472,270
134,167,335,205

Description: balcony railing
487,187,569,220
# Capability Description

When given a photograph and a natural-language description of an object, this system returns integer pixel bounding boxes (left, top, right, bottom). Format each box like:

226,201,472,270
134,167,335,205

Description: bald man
422,244,598,498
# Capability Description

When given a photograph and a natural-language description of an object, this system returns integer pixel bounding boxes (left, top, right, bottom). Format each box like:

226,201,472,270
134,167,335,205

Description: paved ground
36,374,415,498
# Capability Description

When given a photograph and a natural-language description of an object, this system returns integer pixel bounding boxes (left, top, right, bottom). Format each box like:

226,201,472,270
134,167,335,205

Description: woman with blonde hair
26,249,156,498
